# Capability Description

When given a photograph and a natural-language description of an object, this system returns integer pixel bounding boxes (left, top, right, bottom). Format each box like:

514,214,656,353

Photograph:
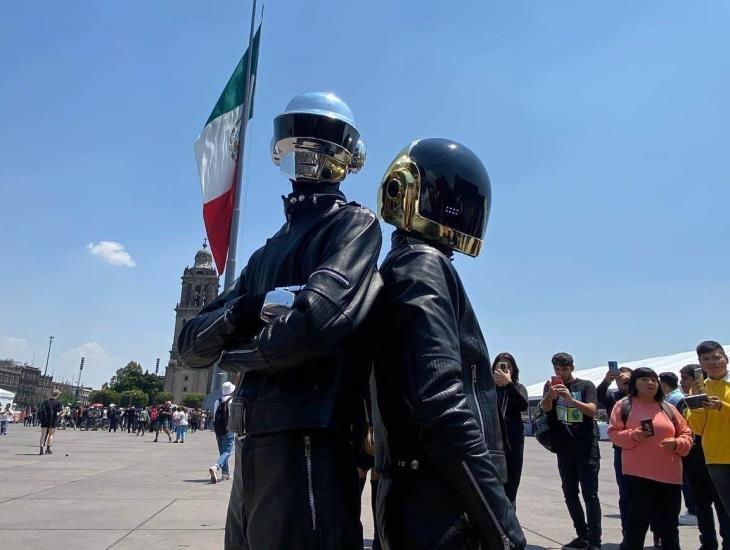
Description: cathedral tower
164,241,220,402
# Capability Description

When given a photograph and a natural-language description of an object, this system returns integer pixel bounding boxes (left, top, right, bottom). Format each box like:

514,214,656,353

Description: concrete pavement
0,424,708,549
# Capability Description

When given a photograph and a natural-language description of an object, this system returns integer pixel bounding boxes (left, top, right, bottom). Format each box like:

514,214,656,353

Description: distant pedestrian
173,407,188,443
149,405,158,433
154,402,173,443
24,405,33,427
108,405,118,432
209,382,235,483
0,404,12,434
38,389,63,455
136,407,149,436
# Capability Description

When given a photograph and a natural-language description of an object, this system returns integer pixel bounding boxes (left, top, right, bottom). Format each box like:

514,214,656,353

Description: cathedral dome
194,240,214,269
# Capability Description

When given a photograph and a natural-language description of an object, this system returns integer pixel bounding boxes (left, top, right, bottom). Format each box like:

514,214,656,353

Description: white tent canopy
525,345,730,400
0,387,16,408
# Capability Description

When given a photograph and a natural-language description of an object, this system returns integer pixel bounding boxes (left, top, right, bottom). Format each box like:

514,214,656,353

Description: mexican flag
194,25,261,275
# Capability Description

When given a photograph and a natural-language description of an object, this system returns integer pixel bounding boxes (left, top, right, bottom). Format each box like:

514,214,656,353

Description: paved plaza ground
0,425,707,549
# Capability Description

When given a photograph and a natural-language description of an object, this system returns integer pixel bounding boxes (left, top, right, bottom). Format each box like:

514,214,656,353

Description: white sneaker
678,513,698,526
208,466,219,484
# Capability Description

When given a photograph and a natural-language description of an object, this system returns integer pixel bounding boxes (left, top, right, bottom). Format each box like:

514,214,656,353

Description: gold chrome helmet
271,92,366,183
377,138,491,257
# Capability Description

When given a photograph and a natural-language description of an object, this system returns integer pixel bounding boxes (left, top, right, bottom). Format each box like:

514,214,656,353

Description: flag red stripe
202,182,236,274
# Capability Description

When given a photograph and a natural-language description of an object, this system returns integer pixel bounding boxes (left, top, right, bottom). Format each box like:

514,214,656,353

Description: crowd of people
531,341,729,550
20,391,216,454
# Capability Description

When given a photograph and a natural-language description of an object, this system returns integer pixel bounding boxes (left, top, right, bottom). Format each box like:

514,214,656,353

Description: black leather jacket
373,231,525,550
177,189,382,436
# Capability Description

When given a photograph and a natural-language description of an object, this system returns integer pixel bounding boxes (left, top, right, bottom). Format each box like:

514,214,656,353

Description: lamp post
43,336,55,377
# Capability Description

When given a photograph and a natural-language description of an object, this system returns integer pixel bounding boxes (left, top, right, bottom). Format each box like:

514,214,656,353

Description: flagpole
224,0,257,291
209,0,258,399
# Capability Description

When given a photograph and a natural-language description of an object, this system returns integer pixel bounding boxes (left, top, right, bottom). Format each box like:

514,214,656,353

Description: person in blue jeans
209,381,236,483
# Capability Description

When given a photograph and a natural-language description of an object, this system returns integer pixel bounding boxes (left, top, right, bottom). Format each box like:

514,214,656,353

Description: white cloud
87,241,136,268
59,341,122,388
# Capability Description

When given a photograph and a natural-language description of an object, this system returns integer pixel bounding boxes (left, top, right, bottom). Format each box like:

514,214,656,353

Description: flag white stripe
194,104,244,203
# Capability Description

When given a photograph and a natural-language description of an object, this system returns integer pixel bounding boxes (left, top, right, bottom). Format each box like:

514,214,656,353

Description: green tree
89,389,121,406
182,392,205,409
57,391,77,406
108,361,163,400
155,391,174,405
120,389,148,407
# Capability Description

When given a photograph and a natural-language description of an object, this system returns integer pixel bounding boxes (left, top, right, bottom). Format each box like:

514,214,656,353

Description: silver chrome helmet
271,92,366,183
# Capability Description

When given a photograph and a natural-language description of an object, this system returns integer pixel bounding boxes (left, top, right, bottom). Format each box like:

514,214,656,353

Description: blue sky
1,2,728,390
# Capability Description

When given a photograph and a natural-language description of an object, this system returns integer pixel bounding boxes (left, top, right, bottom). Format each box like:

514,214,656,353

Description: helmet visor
274,113,360,155
418,172,489,240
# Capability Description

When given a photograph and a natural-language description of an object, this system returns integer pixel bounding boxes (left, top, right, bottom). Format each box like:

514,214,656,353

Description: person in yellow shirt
685,340,730,517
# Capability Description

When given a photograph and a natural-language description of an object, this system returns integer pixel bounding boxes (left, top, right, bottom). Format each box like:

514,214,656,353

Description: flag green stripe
204,25,261,126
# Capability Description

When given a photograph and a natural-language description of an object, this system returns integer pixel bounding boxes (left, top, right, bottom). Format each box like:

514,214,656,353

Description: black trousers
504,439,524,506
224,430,362,550
624,475,681,550
708,465,730,524
556,453,602,546
685,453,730,550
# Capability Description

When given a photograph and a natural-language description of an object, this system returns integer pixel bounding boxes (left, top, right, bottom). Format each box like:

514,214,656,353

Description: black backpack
213,398,230,436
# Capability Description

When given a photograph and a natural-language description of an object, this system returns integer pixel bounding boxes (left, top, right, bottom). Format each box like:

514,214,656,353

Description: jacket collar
391,229,454,258
282,185,346,218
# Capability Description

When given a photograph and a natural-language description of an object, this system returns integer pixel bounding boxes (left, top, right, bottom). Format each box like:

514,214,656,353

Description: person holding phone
596,363,637,545
540,353,602,550
608,367,693,550
685,341,730,522
678,364,729,550
492,352,529,507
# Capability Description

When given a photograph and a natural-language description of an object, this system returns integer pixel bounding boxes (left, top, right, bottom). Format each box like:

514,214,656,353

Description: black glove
228,293,266,338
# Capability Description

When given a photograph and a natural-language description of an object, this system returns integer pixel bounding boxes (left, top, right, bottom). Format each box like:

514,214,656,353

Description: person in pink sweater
608,367,693,550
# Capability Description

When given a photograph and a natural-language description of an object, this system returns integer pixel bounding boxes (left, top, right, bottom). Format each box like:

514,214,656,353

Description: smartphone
640,418,654,435
694,367,705,385
608,361,620,376
551,375,562,386
683,394,709,409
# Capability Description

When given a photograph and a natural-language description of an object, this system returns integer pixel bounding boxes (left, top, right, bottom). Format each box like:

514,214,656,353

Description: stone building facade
51,380,93,406
163,242,220,403
0,360,52,406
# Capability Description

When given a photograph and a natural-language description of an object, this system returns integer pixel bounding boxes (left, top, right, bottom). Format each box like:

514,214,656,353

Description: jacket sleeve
505,382,529,413
176,271,248,369
607,400,641,449
387,249,525,549
222,207,382,375
670,405,694,457
596,379,611,408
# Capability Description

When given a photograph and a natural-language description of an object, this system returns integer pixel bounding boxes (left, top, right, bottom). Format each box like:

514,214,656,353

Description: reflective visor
418,178,487,239
413,141,490,240
274,113,360,155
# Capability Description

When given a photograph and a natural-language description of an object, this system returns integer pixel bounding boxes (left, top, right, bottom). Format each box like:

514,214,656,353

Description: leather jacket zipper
471,364,486,439
312,192,344,205
462,461,513,550
304,435,317,531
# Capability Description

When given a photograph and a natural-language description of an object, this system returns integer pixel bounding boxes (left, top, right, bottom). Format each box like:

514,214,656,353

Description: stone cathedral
163,241,220,403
